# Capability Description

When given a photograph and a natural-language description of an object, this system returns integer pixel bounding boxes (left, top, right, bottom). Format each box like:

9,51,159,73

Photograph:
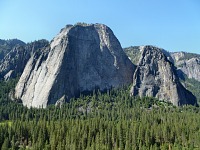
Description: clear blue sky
0,0,200,53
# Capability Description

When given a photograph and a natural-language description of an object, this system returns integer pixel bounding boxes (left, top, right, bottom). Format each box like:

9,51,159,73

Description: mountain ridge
0,23,199,107
0,39,49,80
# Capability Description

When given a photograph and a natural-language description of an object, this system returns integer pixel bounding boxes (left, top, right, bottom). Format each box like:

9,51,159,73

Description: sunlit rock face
15,23,135,108
171,52,200,82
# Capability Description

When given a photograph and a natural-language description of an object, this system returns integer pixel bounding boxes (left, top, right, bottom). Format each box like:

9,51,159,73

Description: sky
0,0,200,54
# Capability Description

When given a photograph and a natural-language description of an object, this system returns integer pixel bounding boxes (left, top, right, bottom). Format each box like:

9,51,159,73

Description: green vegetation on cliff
181,76,200,104
123,46,141,64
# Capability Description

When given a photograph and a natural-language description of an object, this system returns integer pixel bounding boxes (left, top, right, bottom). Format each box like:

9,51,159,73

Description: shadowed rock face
130,46,197,106
0,39,26,60
171,52,200,82
15,23,135,108
0,40,49,80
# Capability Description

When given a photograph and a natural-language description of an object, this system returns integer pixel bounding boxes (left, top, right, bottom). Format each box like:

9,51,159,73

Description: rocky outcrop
0,40,48,80
15,23,135,108
0,39,25,60
130,46,197,106
171,52,200,81
124,46,174,65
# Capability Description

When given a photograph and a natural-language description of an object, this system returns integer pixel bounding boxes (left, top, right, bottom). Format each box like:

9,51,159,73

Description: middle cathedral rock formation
14,23,135,108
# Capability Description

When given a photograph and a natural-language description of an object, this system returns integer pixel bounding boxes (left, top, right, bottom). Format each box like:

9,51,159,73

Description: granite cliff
130,46,197,106
0,40,48,80
0,39,25,60
125,47,200,82
171,52,200,82
15,23,135,108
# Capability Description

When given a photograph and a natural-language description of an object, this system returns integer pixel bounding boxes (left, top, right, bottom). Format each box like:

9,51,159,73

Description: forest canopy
0,79,200,150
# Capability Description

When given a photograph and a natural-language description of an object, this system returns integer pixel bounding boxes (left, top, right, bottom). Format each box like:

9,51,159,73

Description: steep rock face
0,40,48,80
15,23,135,108
0,39,25,60
130,46,197,106
171,52,200,81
